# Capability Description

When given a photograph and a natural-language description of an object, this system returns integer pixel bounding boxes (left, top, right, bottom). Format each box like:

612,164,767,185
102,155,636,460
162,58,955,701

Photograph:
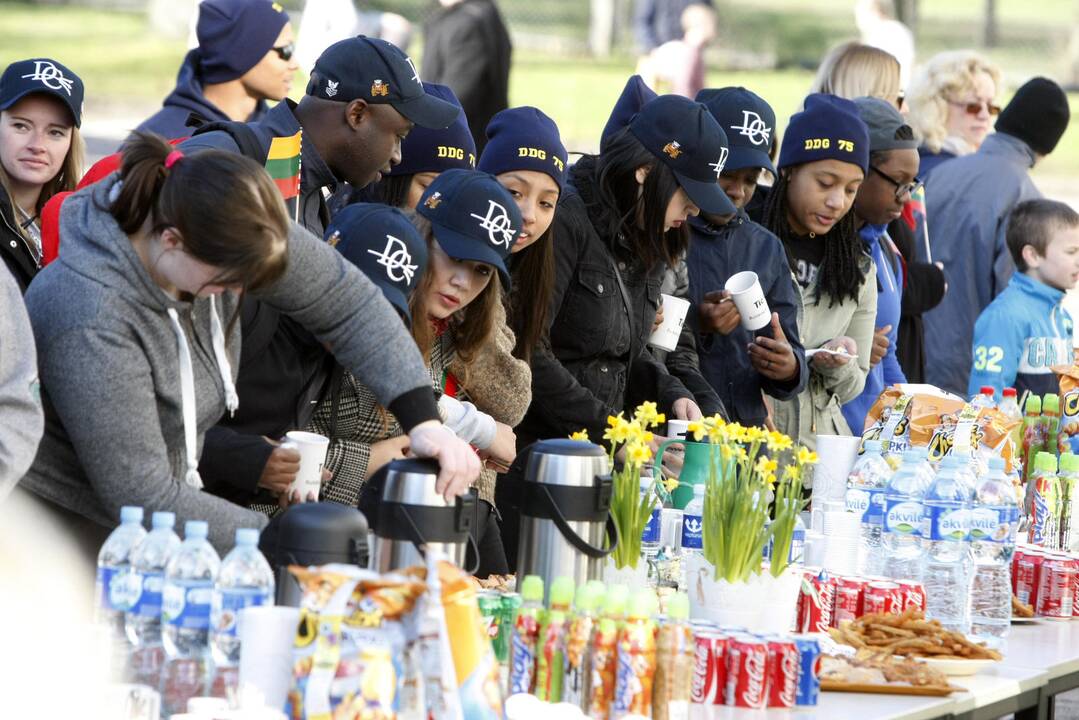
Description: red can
691,631,729,705
1012,547,1028,594
863,581,903,615
1037,556,1078,619
897,579,926,613
1016,550,1046,607
765,638,799,708
725,636,768,709
833,577,865,627
797,571,836,633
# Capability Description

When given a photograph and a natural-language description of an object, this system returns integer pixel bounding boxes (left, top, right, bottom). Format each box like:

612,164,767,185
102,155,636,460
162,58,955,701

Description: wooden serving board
822,680,960,697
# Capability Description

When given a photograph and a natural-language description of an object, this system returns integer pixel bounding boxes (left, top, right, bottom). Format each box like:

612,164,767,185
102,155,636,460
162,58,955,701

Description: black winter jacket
888,217,946,384
0,187,37,294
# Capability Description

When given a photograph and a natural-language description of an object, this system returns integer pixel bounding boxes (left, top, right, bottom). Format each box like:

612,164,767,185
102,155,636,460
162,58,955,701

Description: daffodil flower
570,430,589,441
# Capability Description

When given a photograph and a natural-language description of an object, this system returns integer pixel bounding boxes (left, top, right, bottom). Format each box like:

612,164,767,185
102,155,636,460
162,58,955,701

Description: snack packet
1055,351,1079,455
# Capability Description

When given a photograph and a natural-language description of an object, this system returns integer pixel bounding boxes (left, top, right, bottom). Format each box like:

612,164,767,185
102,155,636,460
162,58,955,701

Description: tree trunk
590,0,617,57
894,0,919,36
983,0,999,48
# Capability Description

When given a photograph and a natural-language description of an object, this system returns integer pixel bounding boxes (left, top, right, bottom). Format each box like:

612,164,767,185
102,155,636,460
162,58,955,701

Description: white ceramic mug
280,430,329,502
648,294,691,352
724,270,771,331
667,418,691,439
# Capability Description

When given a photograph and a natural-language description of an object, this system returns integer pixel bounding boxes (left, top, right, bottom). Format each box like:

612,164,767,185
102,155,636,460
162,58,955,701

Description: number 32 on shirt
973,345,1004,373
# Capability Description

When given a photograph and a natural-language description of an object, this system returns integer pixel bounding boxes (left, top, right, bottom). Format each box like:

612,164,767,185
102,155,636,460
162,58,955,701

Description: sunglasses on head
950,99,1001,117
272,42,295,61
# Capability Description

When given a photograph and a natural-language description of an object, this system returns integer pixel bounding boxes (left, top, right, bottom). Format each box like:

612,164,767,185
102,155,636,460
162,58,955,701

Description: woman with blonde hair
905,50,1002,176
809,41,902,109
0,58,85,293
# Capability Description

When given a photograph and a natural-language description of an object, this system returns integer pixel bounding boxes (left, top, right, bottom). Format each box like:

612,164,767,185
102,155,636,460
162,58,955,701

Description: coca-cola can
691,631,729,705
1037,556,1078,619
725,635,769,709
863,581,903,615
833,577,865,626
797,570,836,633
1012,546,1028,594
791,634,822,706
765,638,799,708
1016,549,1046,607
897,579,926,613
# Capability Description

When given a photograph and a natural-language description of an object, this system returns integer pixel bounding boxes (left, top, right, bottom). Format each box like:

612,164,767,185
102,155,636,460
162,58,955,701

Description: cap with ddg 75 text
0,58,84,127
306,36,459,130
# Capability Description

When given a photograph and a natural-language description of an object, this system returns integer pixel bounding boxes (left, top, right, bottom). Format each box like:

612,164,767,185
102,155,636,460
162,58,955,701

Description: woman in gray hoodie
20,133,479,553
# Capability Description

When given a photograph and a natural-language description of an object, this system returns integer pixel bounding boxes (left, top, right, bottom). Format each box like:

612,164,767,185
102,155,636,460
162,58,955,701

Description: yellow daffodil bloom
766,431,794,452
687,421,705,441
662,475,679,494
626,441,652,467
796,447,819,465
570,430,589,441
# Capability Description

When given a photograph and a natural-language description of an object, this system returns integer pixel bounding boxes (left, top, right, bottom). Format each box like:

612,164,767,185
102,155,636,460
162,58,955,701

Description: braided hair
760,170,866,308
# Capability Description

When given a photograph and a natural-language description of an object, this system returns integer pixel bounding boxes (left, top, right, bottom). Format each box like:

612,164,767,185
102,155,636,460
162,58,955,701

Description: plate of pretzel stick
828,608,1003,676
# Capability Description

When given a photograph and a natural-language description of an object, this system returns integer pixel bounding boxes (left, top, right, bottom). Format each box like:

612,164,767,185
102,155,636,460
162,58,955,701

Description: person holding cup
687,86,807,428
756,94,877,448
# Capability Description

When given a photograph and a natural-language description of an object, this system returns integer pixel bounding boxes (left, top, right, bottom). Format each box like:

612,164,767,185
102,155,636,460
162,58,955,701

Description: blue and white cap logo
471,200,516,250
730,109,772,146
21,60,74,95
367,234,418,284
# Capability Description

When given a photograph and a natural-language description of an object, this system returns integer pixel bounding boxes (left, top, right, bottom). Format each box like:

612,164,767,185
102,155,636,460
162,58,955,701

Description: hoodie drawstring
209,295,239,417
167,307,204,490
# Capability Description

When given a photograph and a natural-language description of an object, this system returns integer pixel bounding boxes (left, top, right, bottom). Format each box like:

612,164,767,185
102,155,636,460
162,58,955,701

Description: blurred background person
294,0,413,71
636,2,717,99
855,0,914,90
810,41,902,108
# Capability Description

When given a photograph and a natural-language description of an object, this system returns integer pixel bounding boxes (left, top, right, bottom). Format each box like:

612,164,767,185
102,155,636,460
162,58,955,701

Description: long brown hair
108,131,290,294
508,223,555,363
408,213,501,389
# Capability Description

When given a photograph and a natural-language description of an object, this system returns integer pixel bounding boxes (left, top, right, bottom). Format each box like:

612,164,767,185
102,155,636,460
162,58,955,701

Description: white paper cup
238,606,300,712
648,294,691,352
667,419,691,439
280,430,329,502
724,271,771,331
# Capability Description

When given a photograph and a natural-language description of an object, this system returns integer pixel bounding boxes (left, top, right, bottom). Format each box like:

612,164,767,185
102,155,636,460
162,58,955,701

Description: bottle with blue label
211,528,275,667
96,506,146,665
640,474,661,561
922,455,975,634
883,449,933,582
125,511,180,686
970,456,1019,647
161,521,221,715
846,440,893,575
680,484,705,560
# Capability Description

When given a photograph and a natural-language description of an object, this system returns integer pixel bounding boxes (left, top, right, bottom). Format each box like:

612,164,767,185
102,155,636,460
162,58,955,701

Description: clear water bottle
211,528,275,667
640,474,662,561
922,455,976,634
846,440,893,575
970,386,996,410
96,506,146,633
680,484,706,561
790,512,806,565
161,521,221,715
969,457,1020,647
125,511,180,686
883,449,933,582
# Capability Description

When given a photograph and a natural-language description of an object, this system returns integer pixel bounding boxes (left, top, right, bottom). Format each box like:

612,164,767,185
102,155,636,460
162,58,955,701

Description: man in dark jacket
137,0,297,139
633,0,714,53
422,0,512,153
180,36,458,506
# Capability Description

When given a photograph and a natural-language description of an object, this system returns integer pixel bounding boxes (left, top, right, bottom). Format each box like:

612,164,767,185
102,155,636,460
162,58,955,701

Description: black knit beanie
995,77,1071,156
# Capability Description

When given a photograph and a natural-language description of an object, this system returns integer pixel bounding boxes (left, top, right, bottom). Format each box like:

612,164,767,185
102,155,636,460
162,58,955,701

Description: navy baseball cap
389,82,475,177
416,168,522,288
0,58,84,128
601,74,657,152
325,203,428,325
307,36,459,130
695,87,777,177
629,95,736,216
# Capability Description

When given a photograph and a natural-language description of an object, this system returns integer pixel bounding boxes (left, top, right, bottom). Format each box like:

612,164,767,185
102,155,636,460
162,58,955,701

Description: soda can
1016,549,1045,607
1037,556,1077,618
690,631,728,705
791,634,821,706
725,636,768,709
863,581,902,615
765,639,799,708
477,592,502,655
833,576,865,626
797,570,835,633
897,579,926,613
497,593,522,665
1011,547,1026,594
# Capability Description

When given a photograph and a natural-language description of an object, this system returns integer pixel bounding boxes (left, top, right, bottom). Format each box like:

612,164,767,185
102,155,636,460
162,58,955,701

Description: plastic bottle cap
693,483,706,497
902,449,922,462
1027,396,1043,414
521,575,544,602
1035,452,1058,473
152,511,176,529
185,520,209,539
864,440,883,452
235,528,260,547
914,447,929,458
120,506,144,524
640,475,653,491
1003,388,1017,398
980,386,995,396
550,577,576,606
585,579,607,600
604,584,629,615
575,583,602,612
628,589,658,618
1044,394,1060,413
667,592,690,620
1061,453,1079,473
988,456,1005,471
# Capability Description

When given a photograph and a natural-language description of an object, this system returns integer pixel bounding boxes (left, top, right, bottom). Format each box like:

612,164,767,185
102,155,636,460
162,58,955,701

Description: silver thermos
516,439,618,601
369,457,478,572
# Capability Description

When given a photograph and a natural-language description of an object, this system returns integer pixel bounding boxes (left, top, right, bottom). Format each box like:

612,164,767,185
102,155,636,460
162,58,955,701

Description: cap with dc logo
306,36,460,130
325,203,428,326
0,58,84,128
695,86,777,177
416,168,522,288
628,95,736,216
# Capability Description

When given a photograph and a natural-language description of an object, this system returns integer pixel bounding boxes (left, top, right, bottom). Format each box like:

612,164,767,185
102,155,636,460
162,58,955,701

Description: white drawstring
209,295,239,417
167,307,204,490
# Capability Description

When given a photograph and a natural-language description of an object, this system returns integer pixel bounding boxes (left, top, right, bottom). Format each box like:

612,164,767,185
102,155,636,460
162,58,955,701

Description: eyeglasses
948,99,1001,117
870,166,923,201
272,43,295,61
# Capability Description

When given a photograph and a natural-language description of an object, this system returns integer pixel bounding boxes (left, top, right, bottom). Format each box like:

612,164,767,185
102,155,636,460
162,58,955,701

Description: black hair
587,127,689,271
351,173,413,208
1007,199,1079,271
508,224,556,363
760,169,865,307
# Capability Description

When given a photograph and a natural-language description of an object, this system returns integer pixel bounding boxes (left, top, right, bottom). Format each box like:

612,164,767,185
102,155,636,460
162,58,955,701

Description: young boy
968,199,1079,397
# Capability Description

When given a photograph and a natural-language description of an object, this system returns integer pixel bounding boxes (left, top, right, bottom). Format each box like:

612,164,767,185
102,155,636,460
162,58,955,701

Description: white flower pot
603,556,650,588
685,554,802,634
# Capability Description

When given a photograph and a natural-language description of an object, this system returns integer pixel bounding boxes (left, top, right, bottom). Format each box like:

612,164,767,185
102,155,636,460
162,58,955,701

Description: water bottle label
642,507,661,544
211,588,271,638
681,513,703,550
846,488,885,525
131,571,165,618
923,504,968,542
97,566,134,612
969,506,1019,544
163,580,214,630
884,499,923,537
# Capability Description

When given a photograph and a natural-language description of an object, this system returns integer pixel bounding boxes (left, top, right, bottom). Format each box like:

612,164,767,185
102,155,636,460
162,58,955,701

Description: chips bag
1055,350,1079,455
